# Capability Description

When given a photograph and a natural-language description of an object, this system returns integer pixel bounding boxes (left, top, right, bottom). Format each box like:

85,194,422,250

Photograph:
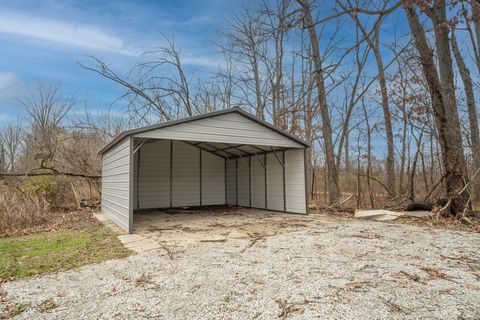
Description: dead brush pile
0,177,99,237
0,184,51,233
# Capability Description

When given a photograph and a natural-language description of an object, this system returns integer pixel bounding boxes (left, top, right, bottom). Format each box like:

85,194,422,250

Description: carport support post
199,149,202,206
249,156,252,207
170,140,173,208
224,158,227,204
283,150,286,212
136,147,141,210
304,148,309,215
235,158,238,206
128,136,134,234
264,153,268,209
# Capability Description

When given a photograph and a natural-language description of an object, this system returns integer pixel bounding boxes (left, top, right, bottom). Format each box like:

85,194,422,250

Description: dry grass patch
393,215,480,233
0,222,131,282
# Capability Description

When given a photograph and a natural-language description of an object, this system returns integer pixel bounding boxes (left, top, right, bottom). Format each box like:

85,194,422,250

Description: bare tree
0,121,24,172
72,107,130,143
261,0,292,125
19,82,75,168
80,34,197,124
339,0,396,197
463,1,480,74
21,82,73,131
404,1,469,215
451,30,480,203
296,0,340,204
220,7,270,119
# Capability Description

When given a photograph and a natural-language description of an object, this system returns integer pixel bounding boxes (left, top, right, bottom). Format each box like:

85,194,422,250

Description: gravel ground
2,218,479,320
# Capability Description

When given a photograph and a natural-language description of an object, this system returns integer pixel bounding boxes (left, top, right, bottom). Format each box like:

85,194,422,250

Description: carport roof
99,107,310,155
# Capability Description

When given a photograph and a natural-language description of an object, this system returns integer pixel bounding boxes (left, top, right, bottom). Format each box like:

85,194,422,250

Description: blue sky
0,0,248,122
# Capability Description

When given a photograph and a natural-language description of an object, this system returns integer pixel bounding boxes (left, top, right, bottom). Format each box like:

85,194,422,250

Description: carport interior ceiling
100,107,309,233
135,139,287,159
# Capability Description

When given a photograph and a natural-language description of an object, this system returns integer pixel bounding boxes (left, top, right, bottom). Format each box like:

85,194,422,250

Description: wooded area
1,0,479,229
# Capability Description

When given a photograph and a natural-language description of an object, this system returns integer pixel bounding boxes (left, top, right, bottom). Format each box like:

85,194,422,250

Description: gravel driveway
2,218,479,319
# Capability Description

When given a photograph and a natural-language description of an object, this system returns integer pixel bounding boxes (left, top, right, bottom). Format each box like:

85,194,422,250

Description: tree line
1,0,479,218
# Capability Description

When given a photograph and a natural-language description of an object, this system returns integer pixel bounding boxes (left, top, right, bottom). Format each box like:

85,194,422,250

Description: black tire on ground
435,198,449,208
405,201,433,211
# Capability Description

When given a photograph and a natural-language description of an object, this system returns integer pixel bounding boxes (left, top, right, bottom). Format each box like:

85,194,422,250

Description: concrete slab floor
96,206,346,253
131,206,344,248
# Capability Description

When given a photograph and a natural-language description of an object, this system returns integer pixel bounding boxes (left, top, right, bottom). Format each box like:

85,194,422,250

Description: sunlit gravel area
2,217,479,319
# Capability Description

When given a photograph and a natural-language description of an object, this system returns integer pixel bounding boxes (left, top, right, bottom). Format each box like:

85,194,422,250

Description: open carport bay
100,108,309,234
131,206,339,247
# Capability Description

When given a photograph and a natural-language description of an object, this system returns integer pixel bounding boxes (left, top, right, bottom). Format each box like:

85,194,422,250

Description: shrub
21,176,59,204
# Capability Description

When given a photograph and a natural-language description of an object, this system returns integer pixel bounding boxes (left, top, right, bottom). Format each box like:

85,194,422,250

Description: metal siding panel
172,141,200,206
226,159,236,204
134,140,170,209
237,158,249,206
250,156,265,208
135,113,302,148
266,153,284,211
285,149,307,213
201,151,225,205
102,143,130,163
101,137,131,232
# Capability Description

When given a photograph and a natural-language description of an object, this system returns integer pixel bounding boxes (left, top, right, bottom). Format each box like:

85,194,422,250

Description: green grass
0,225,131,281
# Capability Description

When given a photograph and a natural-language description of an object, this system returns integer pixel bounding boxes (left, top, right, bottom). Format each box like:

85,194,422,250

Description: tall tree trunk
372,26,396,197
451,31,480,202
356,132,363,207
469,1,480,73
404,2,469,215
297,0,340,204
362,101,374,208
303,41,315,202
0,145,5,172
342,3,395,197
251,53,264,120
344,131,350,178
399,111,408,194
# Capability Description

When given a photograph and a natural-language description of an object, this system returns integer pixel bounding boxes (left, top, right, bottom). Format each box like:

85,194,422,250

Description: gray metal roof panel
98,107,310,155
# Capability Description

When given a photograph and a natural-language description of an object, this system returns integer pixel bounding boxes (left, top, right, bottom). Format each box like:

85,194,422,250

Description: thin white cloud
0,11,139,55
182,55,225,69
182,15,216,26
69,107,124,117
0,11,227,69
0,72,16,91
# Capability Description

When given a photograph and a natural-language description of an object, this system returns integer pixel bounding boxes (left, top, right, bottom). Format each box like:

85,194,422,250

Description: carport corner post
304,147,309,215
128,136,134,234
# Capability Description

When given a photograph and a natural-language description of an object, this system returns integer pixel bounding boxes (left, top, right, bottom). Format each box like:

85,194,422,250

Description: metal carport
99,107,310,233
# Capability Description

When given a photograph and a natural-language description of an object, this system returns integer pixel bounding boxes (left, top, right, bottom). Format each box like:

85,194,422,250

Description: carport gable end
100,107,310,234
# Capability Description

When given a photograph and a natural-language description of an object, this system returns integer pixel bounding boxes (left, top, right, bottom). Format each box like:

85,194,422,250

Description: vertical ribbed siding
226,158,236,205
201,151,225,205
172,141,200,206
224,150,306,214
250,155,266,208
285,149,307,213
266,153,284,211
101,137,131,232
133,140,170,209
237,158,250,206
